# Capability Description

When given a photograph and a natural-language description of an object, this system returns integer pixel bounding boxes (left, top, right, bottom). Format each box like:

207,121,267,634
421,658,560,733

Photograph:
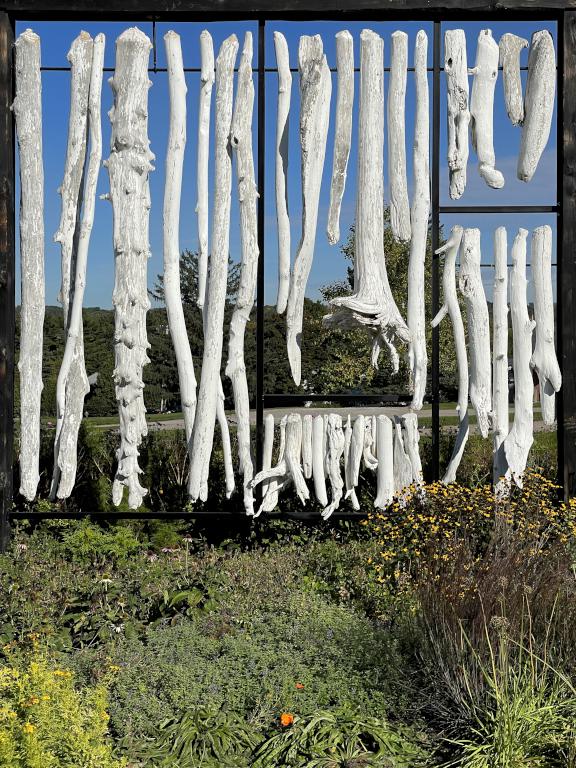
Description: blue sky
15,18,558,309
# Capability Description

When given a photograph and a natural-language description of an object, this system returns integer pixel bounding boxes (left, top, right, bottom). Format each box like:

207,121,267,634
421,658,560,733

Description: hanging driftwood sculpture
197,30,214,311
432,226,469,483
312,414,329,506
407,30,429,411
286,35,331,385
388,30,410,243
504,229,534,487
469,29,504,189
327,30,354,246
226,32,258,515
274,32,291,314
499,33,528,127
492,227,509,486
257,414,287,515
325,29,409,372
530,225,561,426
374,415,393,510
393,417,413,495
251,414,309,505
518,31,556,183
400,412,423,485
14,29,44,501
349,413,365,488
343,415,360,510
106,27,154,509
363,415,378,471
445,29,469,200
189,35,238,502
321,414,345,519
459,228,492,438
302,414,313,479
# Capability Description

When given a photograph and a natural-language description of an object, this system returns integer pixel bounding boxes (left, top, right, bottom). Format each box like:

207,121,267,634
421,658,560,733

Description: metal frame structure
0,1,573,549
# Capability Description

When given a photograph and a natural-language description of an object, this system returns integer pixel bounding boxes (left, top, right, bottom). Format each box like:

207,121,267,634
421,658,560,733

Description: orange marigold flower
280,712,294,727
295,682,304,690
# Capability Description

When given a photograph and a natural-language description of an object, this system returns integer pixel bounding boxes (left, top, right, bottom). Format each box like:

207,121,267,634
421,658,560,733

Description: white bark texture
325,29,409,372
374,415,393,510
407,30,429,412
251,414,309,506
469,29,505,189
286,35,331,385
518,31,556,183
492,226,509,486
107,28,154,509
258,414,287,515
196,30,214,310
14,29,45,501
504,229,535,487
274,32,291,314
432,226,469,483
350,414,365,485
322,414,345,519
327,30,353,246
530,225,561,426
363,416,378,471
388,31,410,243
343,415,360,510
312,414,329,506
227,32,258,515
499,33,528,127
302,414,313,479
444,30,470,200
400,412,423,485
459,227,492,438
188,35,238,501
393,417,413,495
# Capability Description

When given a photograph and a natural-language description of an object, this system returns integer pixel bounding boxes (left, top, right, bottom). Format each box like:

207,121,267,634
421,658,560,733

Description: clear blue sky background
15,18,558,310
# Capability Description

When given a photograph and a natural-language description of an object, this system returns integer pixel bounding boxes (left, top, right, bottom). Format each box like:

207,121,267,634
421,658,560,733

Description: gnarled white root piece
499,33,528,127
227,32,258,516
350,414,365,486
107,28,154,509
492,227,509,487
432,226,469,483
302,414,313,479
504,229,535,487
196,30,214,310
530,225,561,425
388,31,410,243
258,414,287,515
251,414,308,505
400,412,423,485
53,34,105,500
312,414,329,506
393,417,413,496
327,30,353,246
518,31,556,183
274,32,291,314
14,29,44,501
324,29,409,372
459,228,492,438
343,415,360,510
445,30,469,200
363,416,378,471
321,414,345,519
286,35,331,385
408,30,429,412
374,415,393,510
469,29,504,189
189,35,238,501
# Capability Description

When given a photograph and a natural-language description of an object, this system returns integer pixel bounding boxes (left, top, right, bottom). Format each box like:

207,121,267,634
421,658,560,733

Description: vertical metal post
0,12,14,552
255,19,265,483
431,19,441,481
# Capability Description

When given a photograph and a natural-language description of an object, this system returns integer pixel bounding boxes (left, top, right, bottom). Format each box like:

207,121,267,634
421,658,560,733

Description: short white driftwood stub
274,32,291,314
388,30,411,243
393,417,413,496
251,414,309,506
322,414,345,519
258,414,287,515
196,30,214,310
302,414,313,479
343,415,360,510
499,33,528,127
400,412,423,485
14,29,45,501
444,29,469,200
312,414,329,507
374,415,393,510
492,226,509,487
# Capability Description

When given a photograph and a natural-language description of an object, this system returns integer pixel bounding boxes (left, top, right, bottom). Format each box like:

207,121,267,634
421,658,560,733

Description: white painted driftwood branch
530,225,561,426
400,412,423,485
322,414,345,519
393,417,413,495
251,414,309,505
227,32,259,515
499,33,528,127
302,414,313,479
274,32,291,314
388,31,410,243
189,35,238,502
469,29,504,189
327,30,353,246
504,229,535,487
196,30,214,310
286,35,331,385
407,30,429,412
343,415,360,510
363,415,378,471
14,29,44,501
257,414,287,515
374,415,393,510
518,30,556,183
444,30,469,200
492,226,509,486
432,226,469,483
312,414,329,506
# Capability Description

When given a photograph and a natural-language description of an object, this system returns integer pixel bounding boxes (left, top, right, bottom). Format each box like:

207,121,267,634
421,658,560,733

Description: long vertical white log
322,413,345,519
444,30,469,200
14,29,44,501
530,225,561,425
518,31,556,183
499,33,528,127
459,227,492,438
250,414,308,507
327,30,353,246
312,414,328,506
227,32,258,515
363,416,378,471
400,412,423,484
343,415,360,510
350,414,365,488
189,35,238,501
374,415,393,510
432,226,469,483
393,417,413,495
504,229,535,487
259,414,287,515
492,227,509,485
388,31,410,243
408,30,429,412
274,32,291,314
302,414,313,479
286,35,331,385
469,29,504,189
197,30,214,310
